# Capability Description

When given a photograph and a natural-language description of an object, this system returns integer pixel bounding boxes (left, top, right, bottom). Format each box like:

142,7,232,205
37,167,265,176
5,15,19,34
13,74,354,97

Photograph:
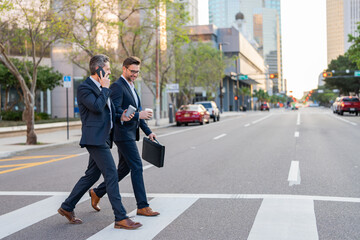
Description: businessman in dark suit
89,56,159,217
58,54,142,230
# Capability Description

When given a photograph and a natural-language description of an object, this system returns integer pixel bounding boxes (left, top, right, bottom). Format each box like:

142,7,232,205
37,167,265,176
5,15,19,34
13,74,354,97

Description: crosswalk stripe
87,197,198,240
0,195,89,239
248,198,319,240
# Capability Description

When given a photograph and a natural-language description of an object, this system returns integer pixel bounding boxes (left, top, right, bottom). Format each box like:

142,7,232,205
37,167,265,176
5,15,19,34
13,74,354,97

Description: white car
195,101,220,122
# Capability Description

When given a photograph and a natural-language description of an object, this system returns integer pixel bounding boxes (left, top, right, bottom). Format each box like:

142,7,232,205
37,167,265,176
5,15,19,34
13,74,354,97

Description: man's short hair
89,54,110,75
123,56,141,68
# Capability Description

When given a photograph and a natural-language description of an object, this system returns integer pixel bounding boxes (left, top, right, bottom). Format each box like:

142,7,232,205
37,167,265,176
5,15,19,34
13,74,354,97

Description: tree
253,89,269,107
239,86,251,108
347,22,360,69
174,42,227,106
324,55,359,95
0,0,71,144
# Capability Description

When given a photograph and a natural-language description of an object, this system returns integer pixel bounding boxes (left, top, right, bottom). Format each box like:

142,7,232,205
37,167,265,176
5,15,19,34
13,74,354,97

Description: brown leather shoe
137,207,160,216
114,218,142,230
58,208,82,224
89,189,101,211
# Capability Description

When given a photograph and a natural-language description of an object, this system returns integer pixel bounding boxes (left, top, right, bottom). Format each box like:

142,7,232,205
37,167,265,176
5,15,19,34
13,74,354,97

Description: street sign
63,76,72,88
318,90,324,93
166,83,179,93
354,71,360,77
238,75,248,80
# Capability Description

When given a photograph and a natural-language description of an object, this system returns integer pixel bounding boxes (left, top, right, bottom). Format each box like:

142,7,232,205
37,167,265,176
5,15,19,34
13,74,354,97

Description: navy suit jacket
110,77,152,141
77,77,119,148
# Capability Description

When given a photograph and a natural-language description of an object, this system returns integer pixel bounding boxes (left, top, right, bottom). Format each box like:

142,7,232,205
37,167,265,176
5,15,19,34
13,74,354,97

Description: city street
1,107,360,240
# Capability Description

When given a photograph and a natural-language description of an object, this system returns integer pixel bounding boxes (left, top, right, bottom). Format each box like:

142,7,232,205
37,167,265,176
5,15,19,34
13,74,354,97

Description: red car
260,102,270,111
175,104,210,126
336,96,360,115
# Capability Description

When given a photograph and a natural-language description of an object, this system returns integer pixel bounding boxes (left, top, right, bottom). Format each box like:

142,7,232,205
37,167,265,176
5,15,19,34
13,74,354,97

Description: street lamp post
218,42,229,113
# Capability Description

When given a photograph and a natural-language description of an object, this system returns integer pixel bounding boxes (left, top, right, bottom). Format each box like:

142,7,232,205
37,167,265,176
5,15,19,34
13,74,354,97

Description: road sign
63,76,72,88
238,75,248,80
354,71,360,77
166,83,179,93
318,90,324,93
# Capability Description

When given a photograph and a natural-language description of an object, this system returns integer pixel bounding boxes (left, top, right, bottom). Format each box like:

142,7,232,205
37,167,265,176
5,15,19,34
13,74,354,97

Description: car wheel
206,118,210,124
200,118,204,125
176,122,181,126
213,116,217,122
340,111,344,115
356,112,359,116
184,123,188,126
217,115,220,121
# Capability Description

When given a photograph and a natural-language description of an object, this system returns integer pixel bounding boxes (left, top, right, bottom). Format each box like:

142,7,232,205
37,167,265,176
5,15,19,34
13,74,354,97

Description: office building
327,0,360,64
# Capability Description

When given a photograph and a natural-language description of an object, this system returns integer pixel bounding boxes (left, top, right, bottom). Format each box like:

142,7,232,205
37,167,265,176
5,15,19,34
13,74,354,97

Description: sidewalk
0,111,245,158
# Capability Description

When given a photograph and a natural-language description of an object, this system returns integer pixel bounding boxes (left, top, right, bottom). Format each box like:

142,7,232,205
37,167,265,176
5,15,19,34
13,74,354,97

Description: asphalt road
1,107,360,240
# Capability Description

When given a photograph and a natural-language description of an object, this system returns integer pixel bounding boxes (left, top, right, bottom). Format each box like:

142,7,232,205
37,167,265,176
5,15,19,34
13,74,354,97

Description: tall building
177,0,199,25
327,0,360,64
209,0,242,28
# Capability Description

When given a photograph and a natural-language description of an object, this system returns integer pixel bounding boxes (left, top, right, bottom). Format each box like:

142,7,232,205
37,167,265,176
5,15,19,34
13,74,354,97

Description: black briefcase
142,137,165,168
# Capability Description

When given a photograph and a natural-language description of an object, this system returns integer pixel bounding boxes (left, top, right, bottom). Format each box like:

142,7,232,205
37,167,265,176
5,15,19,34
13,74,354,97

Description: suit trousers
94,140,149,209
60,141,127,221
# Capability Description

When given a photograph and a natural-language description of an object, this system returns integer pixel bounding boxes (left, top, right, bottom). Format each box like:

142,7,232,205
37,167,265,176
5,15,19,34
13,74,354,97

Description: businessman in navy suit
58,54,142,230
89,56,159,217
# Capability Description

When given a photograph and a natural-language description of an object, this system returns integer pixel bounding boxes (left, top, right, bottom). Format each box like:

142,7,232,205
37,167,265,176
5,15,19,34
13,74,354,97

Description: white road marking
332,115,357,126
297,113,301,125
87,197,198,240
248,198,318,240
213,133,226,140
288,161,301,186
244,123,251,127
294,131,300,137
3,192,360,203
252,114,272,124
0,195,89,239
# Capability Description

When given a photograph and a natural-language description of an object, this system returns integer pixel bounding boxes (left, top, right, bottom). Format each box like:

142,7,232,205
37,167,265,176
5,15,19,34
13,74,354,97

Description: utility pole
155,5,160,126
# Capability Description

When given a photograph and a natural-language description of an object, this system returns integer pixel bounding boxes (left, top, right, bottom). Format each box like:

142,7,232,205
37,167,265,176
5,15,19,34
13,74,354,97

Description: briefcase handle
150,137,161,145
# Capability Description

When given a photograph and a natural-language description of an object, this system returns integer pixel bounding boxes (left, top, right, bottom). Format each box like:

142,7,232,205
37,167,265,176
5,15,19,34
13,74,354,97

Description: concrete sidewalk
0,111,245,158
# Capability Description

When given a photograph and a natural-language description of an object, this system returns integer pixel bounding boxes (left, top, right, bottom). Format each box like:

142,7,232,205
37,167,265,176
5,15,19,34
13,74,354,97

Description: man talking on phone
58,54,142,229
89,56,159,217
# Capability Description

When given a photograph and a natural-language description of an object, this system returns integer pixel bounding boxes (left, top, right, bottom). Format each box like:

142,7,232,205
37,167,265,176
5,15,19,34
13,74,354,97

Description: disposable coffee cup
145,108,153,120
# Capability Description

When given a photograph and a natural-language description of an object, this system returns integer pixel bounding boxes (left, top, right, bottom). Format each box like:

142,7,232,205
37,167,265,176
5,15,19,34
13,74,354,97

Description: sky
198,0,327,99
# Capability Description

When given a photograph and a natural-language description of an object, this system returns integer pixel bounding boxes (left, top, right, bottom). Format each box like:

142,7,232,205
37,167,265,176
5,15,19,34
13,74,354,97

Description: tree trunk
24,92,37,145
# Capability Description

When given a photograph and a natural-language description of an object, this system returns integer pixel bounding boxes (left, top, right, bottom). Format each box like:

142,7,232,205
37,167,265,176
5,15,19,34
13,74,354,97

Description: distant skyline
198,0,327,99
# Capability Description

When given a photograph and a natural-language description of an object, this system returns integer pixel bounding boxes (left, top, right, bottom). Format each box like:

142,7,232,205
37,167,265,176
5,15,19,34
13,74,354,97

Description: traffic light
270,73,278,79
322,72,333,78
234,96,238,100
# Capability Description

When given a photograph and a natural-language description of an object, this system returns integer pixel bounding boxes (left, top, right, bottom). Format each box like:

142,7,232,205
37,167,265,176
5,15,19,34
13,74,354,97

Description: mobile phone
96,66,105,78
125,105,136,117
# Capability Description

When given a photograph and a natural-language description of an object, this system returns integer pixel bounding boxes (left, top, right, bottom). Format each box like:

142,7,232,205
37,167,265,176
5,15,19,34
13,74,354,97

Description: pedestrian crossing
1,191,360,240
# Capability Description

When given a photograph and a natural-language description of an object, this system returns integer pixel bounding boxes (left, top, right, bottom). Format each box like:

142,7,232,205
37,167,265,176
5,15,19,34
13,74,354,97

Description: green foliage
174,42,228,105
35,112,50,121
324,55,359,95
0,58,62,91
1,111,22,121
347,22,360,69
307,87,337,106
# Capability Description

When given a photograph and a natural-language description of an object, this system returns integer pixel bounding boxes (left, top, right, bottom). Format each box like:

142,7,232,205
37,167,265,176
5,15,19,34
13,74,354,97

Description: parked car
175,104,210,126
260,102,270,111
195,101,220,122
332,97,341,113
336,96,360,115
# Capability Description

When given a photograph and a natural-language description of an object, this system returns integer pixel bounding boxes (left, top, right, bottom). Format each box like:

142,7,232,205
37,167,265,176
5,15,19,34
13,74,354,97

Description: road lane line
332,115,357,126
297,113,301,125
0,195,90,239
87,197,198,240
244,123,250,127
0,154,80,175
288,161,301,186
248,198,318,240
294,131,300,137
251,114,272,124
213,133,226,140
